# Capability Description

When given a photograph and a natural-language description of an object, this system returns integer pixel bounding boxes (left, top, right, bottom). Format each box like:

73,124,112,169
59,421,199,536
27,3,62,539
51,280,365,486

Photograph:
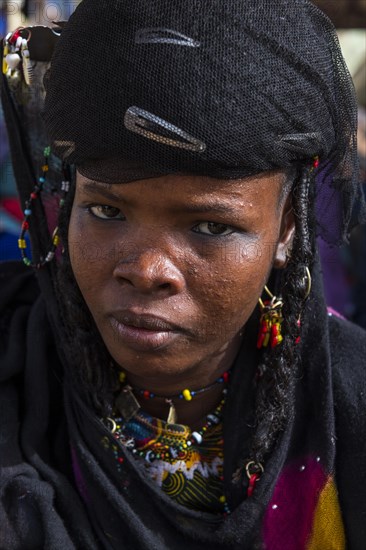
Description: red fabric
0,198,23,221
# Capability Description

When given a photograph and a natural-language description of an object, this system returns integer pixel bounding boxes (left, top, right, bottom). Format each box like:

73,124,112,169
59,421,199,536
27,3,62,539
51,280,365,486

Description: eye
192,222,234,236
89,205,124,220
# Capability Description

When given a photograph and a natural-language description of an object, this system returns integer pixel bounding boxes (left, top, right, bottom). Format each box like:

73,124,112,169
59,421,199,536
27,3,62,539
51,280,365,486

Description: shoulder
0,261,40,374
328,310,366,350
0,260,39,308
0,260,40,328
328,312,366,457
328,313,366,419
328,313,366,397
328,315,366,545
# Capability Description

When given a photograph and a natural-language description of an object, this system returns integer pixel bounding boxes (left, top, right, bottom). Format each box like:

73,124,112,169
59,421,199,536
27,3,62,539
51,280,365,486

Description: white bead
272,504,278,510
192,431,203,444
5,53,20,70
299,465,306,472
207,414,219,425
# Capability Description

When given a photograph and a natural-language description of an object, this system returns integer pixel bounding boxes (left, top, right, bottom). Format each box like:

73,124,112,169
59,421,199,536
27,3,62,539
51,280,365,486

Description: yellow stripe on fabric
307,478,345,550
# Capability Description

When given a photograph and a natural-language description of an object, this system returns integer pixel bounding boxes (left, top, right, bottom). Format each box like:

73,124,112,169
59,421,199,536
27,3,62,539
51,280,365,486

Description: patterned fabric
102,410,226,514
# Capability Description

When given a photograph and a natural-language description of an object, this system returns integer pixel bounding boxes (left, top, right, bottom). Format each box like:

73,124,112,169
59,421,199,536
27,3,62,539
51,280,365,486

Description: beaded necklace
129,370,230,402
118,370,230,424
107,388,227,457
102,372,264,513
103,388,230,515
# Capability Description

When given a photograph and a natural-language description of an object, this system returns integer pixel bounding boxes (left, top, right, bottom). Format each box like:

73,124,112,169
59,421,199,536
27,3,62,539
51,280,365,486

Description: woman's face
69,171,293,390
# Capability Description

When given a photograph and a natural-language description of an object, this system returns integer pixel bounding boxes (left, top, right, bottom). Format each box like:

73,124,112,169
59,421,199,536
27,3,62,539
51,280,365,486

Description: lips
108,310,183,351
113,311,179,331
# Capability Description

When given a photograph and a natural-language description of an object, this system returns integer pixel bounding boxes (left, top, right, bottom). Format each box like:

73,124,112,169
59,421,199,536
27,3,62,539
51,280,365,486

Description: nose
113,246,186,295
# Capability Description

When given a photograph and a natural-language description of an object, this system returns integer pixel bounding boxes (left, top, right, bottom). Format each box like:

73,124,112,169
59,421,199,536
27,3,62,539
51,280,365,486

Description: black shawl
1,259,366,549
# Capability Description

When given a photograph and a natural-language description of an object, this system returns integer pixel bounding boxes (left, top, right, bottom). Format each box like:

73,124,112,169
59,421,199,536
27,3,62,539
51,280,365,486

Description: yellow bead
219,496,226,503
53,235,60,246
18,239,27,249
2,46,8,74
42,165,49,172
119,372,126,383
182,389,192,401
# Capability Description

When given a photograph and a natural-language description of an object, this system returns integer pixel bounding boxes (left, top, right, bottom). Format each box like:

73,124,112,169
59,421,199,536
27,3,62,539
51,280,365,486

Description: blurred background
0,0,365,326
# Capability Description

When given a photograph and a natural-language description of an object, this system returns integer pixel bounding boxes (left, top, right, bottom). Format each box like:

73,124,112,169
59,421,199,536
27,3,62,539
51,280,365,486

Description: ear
273,194,295,269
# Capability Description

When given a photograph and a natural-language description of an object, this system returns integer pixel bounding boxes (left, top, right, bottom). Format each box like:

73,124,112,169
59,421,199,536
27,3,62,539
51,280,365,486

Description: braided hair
251,165,316,463
56,179,118,414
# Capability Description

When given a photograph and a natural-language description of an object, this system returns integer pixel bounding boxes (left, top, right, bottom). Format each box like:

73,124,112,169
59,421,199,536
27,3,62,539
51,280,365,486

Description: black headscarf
43,0,364,244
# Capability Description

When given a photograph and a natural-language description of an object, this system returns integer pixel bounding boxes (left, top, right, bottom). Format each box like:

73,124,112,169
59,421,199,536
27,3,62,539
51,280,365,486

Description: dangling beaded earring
18,146,70,268
312,155,320,171
257,286,283,349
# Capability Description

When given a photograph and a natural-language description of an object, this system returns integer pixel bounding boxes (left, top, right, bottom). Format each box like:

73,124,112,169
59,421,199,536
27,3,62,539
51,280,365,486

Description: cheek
192,239,274,338
67,209,115,299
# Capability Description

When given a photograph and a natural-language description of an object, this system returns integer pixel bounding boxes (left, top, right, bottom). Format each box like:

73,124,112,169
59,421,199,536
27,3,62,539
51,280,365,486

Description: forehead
76,170,286,204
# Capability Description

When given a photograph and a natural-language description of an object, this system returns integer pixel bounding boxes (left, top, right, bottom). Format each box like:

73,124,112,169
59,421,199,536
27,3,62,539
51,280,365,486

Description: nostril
113,251,185,294
160,283,171,290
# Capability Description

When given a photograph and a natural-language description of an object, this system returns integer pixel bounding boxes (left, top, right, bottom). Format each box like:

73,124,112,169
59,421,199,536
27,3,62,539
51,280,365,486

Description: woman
1,1,366,548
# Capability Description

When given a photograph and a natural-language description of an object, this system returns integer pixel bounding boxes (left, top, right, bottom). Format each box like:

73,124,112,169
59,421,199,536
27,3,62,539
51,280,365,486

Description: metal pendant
166,399,178,424
115,386,141,421
21,39,33,86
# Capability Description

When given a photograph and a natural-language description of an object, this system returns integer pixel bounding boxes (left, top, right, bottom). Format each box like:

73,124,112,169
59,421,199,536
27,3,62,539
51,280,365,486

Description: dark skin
69,171,294,427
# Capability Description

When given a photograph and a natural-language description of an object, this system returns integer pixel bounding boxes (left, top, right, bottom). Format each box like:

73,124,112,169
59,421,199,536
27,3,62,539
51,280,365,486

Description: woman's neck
120,331,242,428
117,331,242,429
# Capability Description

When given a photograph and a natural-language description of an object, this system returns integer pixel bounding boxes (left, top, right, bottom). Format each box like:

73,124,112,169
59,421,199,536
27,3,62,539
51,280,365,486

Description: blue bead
24,209,32,216
150,393,155,398
39,177,45,183
191,391,196,396
179,394,183,399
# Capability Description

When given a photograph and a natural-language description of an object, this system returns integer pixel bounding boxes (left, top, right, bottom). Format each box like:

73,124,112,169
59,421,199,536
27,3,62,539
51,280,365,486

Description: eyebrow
177,202,242,216
80,182,125,203
80,181,243,217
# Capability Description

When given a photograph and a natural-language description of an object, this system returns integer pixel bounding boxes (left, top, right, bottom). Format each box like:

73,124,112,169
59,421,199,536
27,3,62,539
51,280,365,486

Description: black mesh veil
41,0,365,245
